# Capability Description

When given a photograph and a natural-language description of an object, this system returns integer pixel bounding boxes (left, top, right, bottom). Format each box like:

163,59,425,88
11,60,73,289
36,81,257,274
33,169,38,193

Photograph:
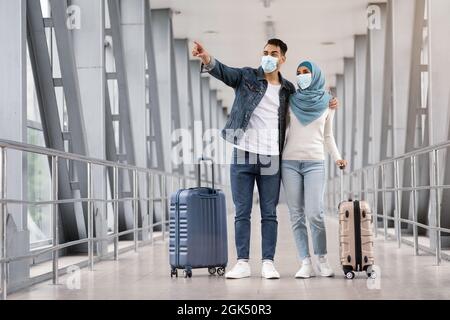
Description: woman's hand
336,159,348,169
329,97,339,109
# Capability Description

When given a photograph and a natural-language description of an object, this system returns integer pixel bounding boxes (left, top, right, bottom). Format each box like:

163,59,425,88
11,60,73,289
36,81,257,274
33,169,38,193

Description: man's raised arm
192,41,243,89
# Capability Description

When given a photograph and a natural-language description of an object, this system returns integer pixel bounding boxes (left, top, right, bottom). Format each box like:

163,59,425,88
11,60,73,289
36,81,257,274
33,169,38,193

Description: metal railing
326,140,450,266
0,138,231,300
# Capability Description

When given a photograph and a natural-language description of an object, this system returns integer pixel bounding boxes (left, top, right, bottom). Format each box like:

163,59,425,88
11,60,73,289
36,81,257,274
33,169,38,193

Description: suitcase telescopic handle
339,165,345,202
197,157,215,189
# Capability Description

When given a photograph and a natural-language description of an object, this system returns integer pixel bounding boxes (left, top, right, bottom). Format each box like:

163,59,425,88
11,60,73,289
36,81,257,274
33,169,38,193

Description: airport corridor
2,0,450,303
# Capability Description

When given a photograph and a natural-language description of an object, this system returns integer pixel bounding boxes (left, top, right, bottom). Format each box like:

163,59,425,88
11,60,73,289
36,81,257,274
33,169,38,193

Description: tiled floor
8,204,450,300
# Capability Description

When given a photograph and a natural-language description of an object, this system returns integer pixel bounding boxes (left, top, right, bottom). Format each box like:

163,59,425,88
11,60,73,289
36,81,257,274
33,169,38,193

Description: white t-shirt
234,83,281,155
282,108,341,161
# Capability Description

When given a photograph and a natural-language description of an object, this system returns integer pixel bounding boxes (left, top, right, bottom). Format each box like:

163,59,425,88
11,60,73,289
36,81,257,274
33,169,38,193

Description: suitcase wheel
217,267,225,277
170,269,178,278
208,267,217,275
345,271,355,280
366,266,377,279
183,269,192,278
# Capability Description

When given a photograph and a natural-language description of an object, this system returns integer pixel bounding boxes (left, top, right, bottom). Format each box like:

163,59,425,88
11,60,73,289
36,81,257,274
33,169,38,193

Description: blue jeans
230,148,281,261
281,160,327,260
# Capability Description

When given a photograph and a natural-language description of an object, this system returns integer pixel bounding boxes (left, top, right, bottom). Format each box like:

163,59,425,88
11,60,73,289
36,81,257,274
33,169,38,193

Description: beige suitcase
338,169,376,279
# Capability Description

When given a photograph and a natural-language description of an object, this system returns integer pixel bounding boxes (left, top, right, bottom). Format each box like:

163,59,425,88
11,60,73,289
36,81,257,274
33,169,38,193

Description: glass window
40,0,50,18
27,128,52,248
26,46,41,124
27,41,52,248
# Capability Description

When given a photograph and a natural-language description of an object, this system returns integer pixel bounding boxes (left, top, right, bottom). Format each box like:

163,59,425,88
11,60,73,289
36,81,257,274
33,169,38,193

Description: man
192,39,337,279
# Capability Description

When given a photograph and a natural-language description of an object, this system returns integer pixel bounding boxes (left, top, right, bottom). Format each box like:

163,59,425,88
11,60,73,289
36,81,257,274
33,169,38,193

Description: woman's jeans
231,148,281,261
281,160,327,260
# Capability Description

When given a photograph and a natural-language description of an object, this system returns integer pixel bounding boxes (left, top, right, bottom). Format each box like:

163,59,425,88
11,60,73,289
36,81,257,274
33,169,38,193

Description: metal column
145,2,165,172
430,0,450,248
27,0,87,250
201,78,212,133
0,0,29,291
379,0,396,163
201,77,212,183
71,0,107,256
378,0,396,222
50,0,90,249
144,0,164,240
209,89,220,186
350,35,367,173
105,0,139,239
335,74,345,167
152,8,183,175
190,60,205,166
400,0,430,233
343,58,354,173
0,148,6,300
174,38,196,177
151,8,183,228
121,0,147,241
363,3,387,168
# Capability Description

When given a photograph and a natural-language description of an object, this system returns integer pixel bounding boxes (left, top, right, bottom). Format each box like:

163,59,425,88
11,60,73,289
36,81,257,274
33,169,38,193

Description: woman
282,61,347,278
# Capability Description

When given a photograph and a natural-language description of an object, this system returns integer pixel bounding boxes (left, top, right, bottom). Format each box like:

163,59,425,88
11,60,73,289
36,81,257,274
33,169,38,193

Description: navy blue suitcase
169,158,228,278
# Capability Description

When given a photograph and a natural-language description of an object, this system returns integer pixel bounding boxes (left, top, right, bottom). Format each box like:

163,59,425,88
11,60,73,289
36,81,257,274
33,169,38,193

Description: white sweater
282,108,341,161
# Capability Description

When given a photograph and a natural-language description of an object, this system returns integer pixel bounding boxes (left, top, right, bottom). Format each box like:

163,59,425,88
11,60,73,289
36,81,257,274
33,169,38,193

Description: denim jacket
203,57,296,155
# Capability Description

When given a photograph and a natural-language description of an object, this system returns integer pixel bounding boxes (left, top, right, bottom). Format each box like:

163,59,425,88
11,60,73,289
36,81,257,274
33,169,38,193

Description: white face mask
261,55,279,74
296,73,312,90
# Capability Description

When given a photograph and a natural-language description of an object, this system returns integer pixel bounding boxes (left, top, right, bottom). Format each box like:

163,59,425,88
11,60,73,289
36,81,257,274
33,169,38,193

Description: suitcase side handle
197,157,215,190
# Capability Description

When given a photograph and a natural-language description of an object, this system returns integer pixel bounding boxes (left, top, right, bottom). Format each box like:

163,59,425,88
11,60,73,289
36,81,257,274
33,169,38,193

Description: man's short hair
265,39,288,56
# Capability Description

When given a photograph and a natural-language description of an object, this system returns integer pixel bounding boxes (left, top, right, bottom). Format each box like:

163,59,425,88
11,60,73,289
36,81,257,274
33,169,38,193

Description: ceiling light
261,0,272,8
321,41,336,46
265,21,276,39
204,30,219,34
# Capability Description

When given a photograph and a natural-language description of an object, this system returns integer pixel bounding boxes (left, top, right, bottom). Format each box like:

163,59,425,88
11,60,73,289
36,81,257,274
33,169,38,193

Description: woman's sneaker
317,256,335,277
225,260,251,279
295,258,315,278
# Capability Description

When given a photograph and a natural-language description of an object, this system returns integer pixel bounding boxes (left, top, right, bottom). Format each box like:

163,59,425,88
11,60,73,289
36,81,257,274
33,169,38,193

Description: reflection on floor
9,204,450,300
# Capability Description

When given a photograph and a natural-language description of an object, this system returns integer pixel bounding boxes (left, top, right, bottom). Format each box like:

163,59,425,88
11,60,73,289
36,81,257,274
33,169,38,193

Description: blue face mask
296,73,312,90
261,55,278,74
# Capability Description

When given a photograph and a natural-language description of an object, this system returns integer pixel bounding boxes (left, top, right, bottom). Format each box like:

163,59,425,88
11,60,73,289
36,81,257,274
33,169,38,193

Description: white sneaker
317,256,335,277
225,260,251,279
295,258,315,278
261,260,280,279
